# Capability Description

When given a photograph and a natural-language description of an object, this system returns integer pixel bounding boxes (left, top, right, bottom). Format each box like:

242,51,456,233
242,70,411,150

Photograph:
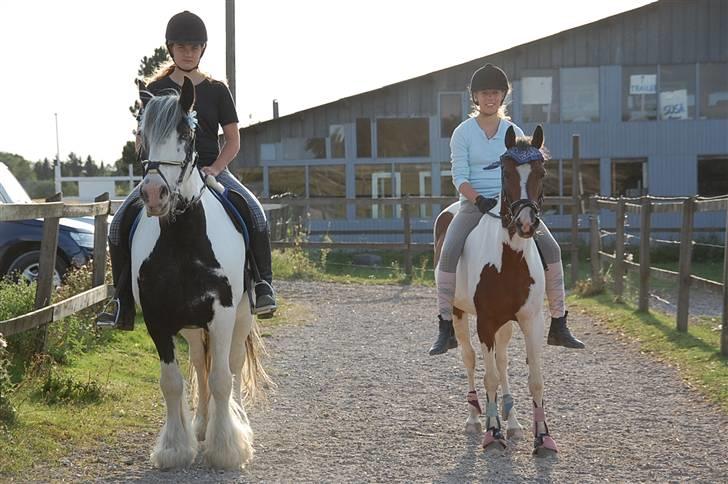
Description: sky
0,0,655,167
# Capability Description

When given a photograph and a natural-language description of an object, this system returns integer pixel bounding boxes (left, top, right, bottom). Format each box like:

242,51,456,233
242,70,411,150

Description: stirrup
253,281,277,316
96,298,121,329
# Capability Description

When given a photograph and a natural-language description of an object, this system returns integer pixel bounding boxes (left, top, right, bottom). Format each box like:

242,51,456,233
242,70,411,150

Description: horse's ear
136,79,151,108
505,126,516,149
531,125,544,149
180,76,195,113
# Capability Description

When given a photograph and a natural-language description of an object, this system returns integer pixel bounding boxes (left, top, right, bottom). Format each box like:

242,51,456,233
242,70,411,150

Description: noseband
141,132,205,214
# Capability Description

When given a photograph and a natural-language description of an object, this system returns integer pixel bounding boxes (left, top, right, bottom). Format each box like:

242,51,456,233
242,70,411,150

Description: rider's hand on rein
475,195,498,214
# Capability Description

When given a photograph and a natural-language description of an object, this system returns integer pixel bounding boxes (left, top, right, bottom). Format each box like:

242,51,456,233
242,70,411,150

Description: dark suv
0,162,95,285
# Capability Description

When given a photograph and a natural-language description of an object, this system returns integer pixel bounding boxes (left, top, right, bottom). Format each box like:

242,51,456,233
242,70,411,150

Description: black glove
475,195,497,214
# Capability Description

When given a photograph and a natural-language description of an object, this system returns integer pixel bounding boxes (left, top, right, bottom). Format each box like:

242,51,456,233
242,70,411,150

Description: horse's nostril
160,186,169,198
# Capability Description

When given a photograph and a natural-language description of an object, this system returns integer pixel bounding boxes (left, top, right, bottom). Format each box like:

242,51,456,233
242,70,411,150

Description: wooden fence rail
590,194,728,356
0,193,112,347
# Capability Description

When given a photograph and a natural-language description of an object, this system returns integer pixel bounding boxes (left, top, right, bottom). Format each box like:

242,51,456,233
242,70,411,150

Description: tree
62,152,83,177
34,158,53,180
0,152,35,182
83,155,99,177
129,46,170,121
114,141,141,176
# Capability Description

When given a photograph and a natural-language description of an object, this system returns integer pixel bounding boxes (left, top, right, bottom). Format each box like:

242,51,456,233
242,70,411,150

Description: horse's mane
139,90,185,153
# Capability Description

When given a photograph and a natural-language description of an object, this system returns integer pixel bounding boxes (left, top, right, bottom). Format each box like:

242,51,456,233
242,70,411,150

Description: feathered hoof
203,422,254,470
193,414,208,442
533,434,558,458
464,418,483,434
507,427,524,441
482,429,507,453
150,444,197,470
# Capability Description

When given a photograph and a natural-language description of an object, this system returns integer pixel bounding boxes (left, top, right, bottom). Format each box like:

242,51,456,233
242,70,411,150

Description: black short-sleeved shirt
146,77,239,166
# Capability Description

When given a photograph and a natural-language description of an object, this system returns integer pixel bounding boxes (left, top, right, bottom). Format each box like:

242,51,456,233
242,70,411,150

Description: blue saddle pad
129,190,250,249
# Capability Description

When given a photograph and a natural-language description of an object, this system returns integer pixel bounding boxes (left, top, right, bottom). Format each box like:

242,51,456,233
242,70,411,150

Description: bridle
141,129,206,215
488,147,545,230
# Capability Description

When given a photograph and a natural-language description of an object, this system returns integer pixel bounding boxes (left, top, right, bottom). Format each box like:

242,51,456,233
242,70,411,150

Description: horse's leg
229,295,254,420
481,338,507,452
204,306,254,470
181,328,209,442
150,335,197,469
520,314,558,456
452,312,481,433
495,322,523,440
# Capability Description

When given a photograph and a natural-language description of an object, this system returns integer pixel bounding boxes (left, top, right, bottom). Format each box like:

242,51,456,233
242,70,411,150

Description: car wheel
6,250,68,287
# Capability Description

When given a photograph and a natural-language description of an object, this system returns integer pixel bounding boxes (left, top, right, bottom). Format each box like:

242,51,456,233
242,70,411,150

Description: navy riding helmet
469,64,510,104
165,11,208,67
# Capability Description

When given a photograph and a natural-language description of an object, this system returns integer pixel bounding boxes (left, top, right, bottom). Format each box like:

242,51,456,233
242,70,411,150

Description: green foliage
114,140,141,176
0,335,17,427
36,367,104,405
128,46,171,121
0,152,34,182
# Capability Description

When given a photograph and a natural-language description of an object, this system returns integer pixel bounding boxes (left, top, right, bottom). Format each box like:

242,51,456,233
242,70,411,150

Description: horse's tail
242,320,275,406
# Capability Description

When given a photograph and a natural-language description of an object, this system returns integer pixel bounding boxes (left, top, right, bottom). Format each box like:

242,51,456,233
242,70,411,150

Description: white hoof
464,418,483,434
507,427,524,441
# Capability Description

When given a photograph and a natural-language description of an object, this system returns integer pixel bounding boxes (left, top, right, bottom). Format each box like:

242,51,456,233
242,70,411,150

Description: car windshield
0,163,32,203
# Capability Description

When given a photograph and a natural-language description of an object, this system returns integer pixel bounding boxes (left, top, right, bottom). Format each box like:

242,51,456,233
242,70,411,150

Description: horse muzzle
140,178,170,217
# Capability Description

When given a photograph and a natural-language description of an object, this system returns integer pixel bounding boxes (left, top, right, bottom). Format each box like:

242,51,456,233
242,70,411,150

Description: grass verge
0,299,301,477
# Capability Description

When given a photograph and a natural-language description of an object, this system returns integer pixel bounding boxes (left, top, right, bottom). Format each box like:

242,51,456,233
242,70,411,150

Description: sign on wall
629,74,656,95
522,77,552,105
660,89,688,120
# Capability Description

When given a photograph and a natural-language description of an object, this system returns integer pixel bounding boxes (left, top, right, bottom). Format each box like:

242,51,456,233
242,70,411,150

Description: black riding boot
429,315,458,355
96,242,136,330
250,230,276,318
226,190,277,318
547,311,585,349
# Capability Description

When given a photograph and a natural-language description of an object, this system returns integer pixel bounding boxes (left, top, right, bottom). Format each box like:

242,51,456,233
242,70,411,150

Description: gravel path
20,281,728,483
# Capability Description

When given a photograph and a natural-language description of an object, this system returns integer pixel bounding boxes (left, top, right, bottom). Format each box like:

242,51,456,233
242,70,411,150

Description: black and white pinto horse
131,77,270,470
434,126,558,456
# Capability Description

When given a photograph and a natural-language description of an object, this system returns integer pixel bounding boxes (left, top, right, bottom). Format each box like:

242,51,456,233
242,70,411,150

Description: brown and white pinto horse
434,125,557,456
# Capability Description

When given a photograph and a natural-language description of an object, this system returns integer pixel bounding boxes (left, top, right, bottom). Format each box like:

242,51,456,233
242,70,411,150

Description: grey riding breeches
438,200,561,273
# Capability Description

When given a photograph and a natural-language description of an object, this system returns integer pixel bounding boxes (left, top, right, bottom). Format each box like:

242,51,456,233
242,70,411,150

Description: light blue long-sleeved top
450,117,525,201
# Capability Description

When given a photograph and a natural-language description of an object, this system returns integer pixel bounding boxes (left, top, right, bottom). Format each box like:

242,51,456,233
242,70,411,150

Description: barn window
623,66,658,121
561,67,600,123
612,158,648,197
329,125,345,158
521,69,559,123
699,63,728,119
439,93,463,138
356,118,372,158
376,118,430,158
659,64,696,120
698,157,728,197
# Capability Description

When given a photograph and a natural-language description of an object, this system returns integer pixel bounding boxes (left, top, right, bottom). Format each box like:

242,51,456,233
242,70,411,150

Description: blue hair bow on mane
483,146,544,171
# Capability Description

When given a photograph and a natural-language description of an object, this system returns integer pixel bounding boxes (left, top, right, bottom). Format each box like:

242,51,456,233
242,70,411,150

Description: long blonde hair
146,60,214,84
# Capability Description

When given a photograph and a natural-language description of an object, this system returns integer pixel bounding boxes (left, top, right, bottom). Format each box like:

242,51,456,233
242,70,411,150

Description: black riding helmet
165,11,207,69
469,64,509,105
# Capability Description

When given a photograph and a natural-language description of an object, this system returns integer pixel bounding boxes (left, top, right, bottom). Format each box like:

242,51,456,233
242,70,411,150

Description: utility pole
226,0,236,103
54,113,61,194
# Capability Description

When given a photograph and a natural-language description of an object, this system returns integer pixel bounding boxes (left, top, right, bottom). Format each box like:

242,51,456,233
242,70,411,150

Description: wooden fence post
614,198,626,299
722,207,728,357
638,196,652,312
402,195,412,277
34,192,62,353
93,193,110,288
676,197,695,332
570,134,580,286
589,197,601,287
